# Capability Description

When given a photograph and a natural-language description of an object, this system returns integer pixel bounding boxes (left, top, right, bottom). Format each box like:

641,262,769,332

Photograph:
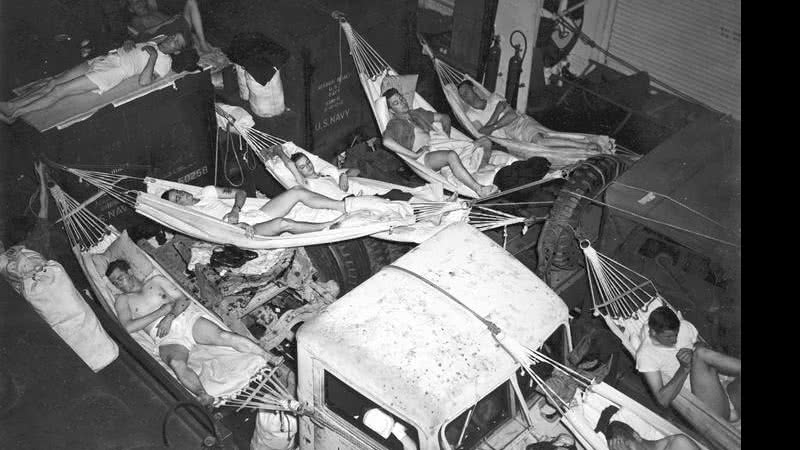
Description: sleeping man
456,80,613,152
108,259,276,406
381,88,499,197
0,30,196,123
162,184,412,238
269,144,414,202
162,185,348,237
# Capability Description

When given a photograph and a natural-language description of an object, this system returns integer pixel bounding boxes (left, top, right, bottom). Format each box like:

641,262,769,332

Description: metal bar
55,190,107,224
240,284,291,317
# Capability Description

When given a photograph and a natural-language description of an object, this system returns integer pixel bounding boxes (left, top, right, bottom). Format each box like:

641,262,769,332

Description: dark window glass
443,382,511,449
324,371,419,450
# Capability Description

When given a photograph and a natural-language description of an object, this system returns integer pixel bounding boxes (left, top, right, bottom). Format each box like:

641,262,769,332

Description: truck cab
294,222,576,450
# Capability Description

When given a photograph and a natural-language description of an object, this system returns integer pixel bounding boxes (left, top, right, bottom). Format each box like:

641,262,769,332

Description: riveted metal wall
606,0,741,119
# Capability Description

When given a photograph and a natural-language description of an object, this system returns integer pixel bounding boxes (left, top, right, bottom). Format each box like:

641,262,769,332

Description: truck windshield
442,382,511,449
441,325,570,449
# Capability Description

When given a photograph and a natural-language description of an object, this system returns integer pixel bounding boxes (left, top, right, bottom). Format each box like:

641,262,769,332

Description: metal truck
291,222,578,450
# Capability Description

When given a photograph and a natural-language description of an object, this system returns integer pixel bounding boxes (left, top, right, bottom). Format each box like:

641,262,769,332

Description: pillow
380,74,418,108
92,230,155,281
374,96,391,131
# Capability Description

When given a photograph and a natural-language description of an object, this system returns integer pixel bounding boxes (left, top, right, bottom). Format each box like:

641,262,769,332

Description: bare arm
138,46,159,86
480,102,517,134
152,275,191,317
432,112,452,136
643,368,689,407
382,136,425,160
214,187,247,223
485,101,511,126
116,295,171,333
275,146,307,185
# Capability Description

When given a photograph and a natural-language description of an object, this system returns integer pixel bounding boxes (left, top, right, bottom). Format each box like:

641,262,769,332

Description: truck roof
297,223,569,433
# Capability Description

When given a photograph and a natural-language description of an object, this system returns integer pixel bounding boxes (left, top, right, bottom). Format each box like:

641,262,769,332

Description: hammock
384,263,706,450
581,241,741,450
49,161,425,250
212,110,526,243
48,183,298,412
422,41,626,168
337,17,560,198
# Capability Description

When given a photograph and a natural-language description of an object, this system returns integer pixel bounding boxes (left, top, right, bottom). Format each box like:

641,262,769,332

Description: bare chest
130,284,171,317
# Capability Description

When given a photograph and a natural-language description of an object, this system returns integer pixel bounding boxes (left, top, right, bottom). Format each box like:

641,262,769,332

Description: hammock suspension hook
331,10,347,22
579,239,591,249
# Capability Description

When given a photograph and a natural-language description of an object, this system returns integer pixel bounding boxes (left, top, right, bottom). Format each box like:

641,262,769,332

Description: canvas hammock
48,160,439,250
48,183,300,413
382,263,707,450
421,43,625,167
213,109,526,243
581,240,741,450
336,16,568,198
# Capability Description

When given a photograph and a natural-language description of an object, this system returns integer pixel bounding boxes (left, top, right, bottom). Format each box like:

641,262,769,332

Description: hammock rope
49,184,112,250
565,190,741,248
216,365,302,413
581,240,659,318
611,181,740,237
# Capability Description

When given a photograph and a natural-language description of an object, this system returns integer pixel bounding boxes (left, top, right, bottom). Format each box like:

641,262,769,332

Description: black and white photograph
0,1,741,449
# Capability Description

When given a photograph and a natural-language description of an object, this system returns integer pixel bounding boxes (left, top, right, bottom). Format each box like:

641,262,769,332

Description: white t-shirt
465,93,505,131
192,186,235,219
635,319,699,390
119,42,172,78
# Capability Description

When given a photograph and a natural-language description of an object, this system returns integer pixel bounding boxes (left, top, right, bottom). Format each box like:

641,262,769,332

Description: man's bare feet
0,111,14,125
327,213,350,230
196,40,213,54
237,223,255,238
0,101,12,117
476,184,498,198
474,136,493,167
197,392,215,407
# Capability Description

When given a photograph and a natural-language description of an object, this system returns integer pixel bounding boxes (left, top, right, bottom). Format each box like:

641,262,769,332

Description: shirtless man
605,421,699,450
637,306,741,422
381,88,498,197
457,80,608,152
162,185,348,237
127,0,211,52
108,259,275,405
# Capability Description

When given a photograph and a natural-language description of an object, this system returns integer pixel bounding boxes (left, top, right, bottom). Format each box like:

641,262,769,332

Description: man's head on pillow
156,31,199,73
290,153,317,178
383,87,410,115
457,80,484,109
